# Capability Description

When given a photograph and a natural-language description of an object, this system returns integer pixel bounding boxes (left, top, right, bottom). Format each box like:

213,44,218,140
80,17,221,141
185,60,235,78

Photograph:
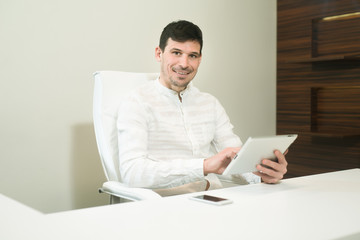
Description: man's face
155,38,202,93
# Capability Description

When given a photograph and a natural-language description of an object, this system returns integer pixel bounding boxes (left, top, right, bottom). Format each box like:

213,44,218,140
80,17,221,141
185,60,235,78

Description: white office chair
93,71,162,203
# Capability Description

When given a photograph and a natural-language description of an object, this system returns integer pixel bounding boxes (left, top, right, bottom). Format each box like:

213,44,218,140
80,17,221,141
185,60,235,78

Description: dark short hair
159,20,203,54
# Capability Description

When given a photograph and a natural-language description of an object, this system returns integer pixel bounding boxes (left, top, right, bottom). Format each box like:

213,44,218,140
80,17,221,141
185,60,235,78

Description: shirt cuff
240,172,261,184
165,158,205,187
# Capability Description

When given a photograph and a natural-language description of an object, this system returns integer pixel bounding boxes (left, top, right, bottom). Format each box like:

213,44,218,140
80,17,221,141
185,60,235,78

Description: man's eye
173,52,181,55
190,54,198,59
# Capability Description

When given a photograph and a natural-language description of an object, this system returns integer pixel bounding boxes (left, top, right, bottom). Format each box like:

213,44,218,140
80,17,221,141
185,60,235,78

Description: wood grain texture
277,0,360,178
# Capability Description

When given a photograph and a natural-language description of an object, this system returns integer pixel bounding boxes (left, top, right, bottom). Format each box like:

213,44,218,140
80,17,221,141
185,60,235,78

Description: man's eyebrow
170,48,183,52
170,48,201,56
190,51,201,56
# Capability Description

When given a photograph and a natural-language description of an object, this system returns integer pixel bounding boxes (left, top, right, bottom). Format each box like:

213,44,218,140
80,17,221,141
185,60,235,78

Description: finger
225,147,240,159
253,171,279,184
261,159,280,171
218,155,233,174
275,150,288,165
231,147,241,157
261,174,280,184
262,159,287,176
256,164,283,180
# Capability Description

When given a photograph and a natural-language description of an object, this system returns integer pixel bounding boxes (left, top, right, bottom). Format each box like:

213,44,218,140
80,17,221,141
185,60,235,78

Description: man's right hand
203,147,240,175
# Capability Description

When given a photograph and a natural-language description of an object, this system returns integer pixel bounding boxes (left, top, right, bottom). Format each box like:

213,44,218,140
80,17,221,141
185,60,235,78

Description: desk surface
1,169,360,240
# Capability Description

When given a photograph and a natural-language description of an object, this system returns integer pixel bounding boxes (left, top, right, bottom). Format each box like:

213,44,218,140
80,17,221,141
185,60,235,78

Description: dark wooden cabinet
277,0,360,178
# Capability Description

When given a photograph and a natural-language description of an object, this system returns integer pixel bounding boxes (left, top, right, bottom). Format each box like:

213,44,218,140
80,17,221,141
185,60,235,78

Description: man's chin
175,78,191,87
177,73,195,82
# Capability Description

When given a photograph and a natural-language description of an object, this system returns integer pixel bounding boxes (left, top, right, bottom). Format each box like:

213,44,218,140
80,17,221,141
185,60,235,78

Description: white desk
1,169,360,240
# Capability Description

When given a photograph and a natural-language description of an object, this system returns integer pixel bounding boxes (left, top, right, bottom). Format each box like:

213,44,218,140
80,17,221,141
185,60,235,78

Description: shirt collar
155,77,193,98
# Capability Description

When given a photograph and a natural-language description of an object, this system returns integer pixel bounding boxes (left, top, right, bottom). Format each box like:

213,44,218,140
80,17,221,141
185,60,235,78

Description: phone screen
194,195,228,202
190,194,233,205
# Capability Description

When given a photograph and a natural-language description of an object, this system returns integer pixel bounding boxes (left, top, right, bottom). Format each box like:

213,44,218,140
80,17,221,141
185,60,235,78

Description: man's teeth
174,70,189,75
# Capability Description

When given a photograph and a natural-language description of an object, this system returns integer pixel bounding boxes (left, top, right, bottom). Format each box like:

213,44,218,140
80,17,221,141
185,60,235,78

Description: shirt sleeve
211,99,261,184
117,96,204,189
211,98,242,150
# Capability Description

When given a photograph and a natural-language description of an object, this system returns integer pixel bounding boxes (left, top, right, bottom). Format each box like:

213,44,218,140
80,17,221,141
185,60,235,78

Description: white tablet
222,134,298,175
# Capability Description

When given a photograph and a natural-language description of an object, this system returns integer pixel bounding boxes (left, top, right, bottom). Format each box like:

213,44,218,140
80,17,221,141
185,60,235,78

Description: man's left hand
253,150,288,184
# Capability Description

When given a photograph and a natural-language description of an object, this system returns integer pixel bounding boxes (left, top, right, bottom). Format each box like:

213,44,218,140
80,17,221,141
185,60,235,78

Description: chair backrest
93,71,159,181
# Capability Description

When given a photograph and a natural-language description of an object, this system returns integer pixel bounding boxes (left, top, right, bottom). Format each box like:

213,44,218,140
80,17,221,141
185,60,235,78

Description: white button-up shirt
117,78,259,190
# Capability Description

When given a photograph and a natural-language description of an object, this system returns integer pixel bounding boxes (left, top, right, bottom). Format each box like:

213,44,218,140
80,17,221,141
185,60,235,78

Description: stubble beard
170,67,196,89
169,76,190,89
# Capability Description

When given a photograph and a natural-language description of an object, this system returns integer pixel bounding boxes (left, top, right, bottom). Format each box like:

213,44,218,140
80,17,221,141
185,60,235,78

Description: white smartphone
189,194,233,206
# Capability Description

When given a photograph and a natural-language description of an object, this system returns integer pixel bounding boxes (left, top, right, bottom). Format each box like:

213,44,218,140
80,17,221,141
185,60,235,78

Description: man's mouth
173,68,191,76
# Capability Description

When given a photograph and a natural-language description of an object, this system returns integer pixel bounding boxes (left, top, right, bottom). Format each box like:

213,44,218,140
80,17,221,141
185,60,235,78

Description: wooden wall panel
277,0,360,178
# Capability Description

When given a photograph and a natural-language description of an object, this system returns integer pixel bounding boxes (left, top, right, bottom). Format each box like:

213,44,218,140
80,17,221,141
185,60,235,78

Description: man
117,20,287,196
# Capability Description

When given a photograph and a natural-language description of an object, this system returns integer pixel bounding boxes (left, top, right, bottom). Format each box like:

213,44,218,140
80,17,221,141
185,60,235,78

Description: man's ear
155,47,162,62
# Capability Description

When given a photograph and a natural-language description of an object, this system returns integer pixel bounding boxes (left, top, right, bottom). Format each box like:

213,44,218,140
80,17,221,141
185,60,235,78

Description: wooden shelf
283,53,360,63
300,131,360,139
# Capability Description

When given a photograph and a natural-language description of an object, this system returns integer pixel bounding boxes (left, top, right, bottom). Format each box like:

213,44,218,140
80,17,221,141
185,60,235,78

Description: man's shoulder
125,80,157,100
191,86,219,102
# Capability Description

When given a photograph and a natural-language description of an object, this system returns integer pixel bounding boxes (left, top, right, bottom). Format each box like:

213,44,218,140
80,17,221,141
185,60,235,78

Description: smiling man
156,38,201,95
117,20,288,196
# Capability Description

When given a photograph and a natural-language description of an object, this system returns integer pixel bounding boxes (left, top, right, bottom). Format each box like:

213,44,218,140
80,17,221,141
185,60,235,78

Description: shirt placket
177,94,199,157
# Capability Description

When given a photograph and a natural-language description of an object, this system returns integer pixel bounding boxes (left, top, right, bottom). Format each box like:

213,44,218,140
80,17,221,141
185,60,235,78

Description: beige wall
0,0,276,213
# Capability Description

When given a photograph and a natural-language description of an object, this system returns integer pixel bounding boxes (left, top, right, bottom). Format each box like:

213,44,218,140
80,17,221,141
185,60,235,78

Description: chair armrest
100,181,162,201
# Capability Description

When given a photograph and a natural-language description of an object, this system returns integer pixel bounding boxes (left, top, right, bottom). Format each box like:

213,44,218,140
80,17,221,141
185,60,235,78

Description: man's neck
158,76,187,94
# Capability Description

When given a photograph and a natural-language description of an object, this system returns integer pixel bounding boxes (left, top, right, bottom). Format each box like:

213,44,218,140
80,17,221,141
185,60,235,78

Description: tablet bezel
222,134,298,175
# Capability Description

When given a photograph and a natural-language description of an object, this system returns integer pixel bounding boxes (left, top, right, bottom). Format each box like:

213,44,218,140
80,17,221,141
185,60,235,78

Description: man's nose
179,55,190,68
